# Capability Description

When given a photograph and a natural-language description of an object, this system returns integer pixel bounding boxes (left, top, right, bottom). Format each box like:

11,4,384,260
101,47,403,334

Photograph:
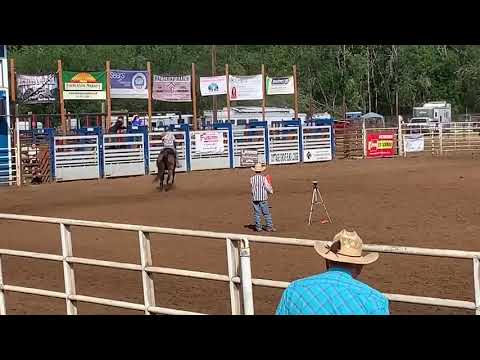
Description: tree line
8,45,480,118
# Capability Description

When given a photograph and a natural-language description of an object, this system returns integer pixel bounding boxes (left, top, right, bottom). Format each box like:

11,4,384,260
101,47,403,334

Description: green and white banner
63,71,106,100
266,76,294,95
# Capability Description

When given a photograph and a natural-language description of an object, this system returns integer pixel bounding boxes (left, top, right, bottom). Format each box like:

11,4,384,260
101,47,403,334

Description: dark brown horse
154,148,176,191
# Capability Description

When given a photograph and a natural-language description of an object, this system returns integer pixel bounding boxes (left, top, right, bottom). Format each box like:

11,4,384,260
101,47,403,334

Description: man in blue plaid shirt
276,229,389,315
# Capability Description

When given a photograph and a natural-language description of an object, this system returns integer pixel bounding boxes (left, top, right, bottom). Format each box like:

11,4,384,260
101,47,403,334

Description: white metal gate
54,135,100,182
190,130,230,171
233,128,266,167
148,131,187,173
268,126,300,165
103,133,145,178
302,125,332,162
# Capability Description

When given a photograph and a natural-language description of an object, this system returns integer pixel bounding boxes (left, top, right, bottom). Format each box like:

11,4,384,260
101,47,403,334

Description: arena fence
0,147,17,186
0,213,478,315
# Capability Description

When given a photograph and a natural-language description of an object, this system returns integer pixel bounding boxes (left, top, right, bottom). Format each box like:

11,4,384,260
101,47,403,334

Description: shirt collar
327,266,354,278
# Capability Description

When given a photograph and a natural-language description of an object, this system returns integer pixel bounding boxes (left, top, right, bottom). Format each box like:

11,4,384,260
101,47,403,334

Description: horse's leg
166,168,173,191
159,167,165,191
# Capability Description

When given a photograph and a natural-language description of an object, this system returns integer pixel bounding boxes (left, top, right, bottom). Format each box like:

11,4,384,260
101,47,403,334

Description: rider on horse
160,131,180,168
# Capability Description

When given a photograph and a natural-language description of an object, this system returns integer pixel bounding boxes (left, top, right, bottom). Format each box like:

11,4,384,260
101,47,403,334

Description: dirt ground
1,156,479,315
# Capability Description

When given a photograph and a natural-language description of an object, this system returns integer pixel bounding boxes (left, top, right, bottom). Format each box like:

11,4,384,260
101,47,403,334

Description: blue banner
110,70,148,99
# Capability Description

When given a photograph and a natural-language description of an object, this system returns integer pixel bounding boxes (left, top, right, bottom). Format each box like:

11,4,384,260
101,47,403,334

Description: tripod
308,181,332,225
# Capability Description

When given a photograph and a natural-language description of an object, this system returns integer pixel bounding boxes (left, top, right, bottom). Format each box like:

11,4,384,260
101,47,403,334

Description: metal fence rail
0,213,479,315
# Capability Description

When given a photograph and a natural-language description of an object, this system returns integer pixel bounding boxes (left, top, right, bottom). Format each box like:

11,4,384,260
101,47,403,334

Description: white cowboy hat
314,229,379,265
251,163,266,172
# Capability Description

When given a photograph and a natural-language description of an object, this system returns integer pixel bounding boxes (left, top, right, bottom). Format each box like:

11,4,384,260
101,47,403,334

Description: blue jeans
252,201,273,231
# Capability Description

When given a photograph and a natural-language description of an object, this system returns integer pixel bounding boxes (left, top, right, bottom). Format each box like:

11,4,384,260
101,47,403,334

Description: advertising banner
63,71,106,100
404,134,425,153
367,132,395,158
194,131,225,154
266,76,294,95
110,70,148,99
228,74,263,101
16,74,58,104
200,75,227,96
303,148,332,162
240,149,259,167
269,151,299,164
152,75,191,102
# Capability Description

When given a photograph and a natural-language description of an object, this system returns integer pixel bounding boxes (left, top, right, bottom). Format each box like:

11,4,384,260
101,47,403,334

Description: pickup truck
406,117,438,133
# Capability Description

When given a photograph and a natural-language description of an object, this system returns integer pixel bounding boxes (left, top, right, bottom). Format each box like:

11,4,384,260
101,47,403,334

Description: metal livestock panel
54,135,100,182
441,122,480,154
233,128,266,167
268,126,300,165
302,125,332,162
190,130,230,171
103,133,145,178
148,131,187,174
0,147,15,186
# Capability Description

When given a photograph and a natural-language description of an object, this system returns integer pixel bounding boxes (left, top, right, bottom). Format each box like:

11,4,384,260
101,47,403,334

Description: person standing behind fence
250,163,276,232
276,229,389,315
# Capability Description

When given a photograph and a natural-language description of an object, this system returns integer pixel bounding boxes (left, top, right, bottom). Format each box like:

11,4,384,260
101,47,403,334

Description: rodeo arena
0,45,480,316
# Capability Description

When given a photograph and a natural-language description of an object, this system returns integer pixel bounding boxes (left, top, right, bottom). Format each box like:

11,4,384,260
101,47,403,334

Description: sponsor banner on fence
152,75,191,102
269,151,299,164
194,131,225,154
266,76,294,95
240,149,259,167
63,71,106,100
367,132,395,158
229,75,263,101
16,74,58,104
303,148,332,162
200,75,227,96
110,70,148,99
403,134,425,153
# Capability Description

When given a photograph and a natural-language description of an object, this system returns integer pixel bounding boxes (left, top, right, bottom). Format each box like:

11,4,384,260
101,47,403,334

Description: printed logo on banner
152,75,192,102
404,134,425,153
240,149,259,167
266,76,294,95
303,148,332,162
200,76,227,96
110,70,148,99
270,151,299,164
16,74,58,104
63,71,106,100
194,131,225,154
228,75,263,101
367,132,395,158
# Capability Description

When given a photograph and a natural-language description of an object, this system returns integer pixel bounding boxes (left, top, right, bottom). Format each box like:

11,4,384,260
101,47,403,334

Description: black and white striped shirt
250,174,273,202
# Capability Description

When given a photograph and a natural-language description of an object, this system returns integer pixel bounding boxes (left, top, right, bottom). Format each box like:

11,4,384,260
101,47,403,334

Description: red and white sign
194,131,225,154
367,132,395,158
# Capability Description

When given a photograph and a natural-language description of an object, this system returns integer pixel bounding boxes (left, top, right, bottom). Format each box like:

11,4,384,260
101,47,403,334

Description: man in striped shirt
250,163,276,232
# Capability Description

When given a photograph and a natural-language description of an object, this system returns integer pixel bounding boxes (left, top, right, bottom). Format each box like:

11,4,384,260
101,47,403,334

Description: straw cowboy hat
314,229,379,265
251,163,266,172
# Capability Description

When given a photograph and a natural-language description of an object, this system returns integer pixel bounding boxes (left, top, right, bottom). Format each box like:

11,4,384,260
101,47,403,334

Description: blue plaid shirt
276,267,389,315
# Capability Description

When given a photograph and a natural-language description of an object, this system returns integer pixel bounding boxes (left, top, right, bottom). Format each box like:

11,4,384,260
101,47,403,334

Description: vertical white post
60,224,77,315
0,255,6,315
474,257,480,316
439,123,443,156
239,238,254,315
398,116,403,157
362,120,367,158
15,118,22,187
226,238,241,315
138,231,156,315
